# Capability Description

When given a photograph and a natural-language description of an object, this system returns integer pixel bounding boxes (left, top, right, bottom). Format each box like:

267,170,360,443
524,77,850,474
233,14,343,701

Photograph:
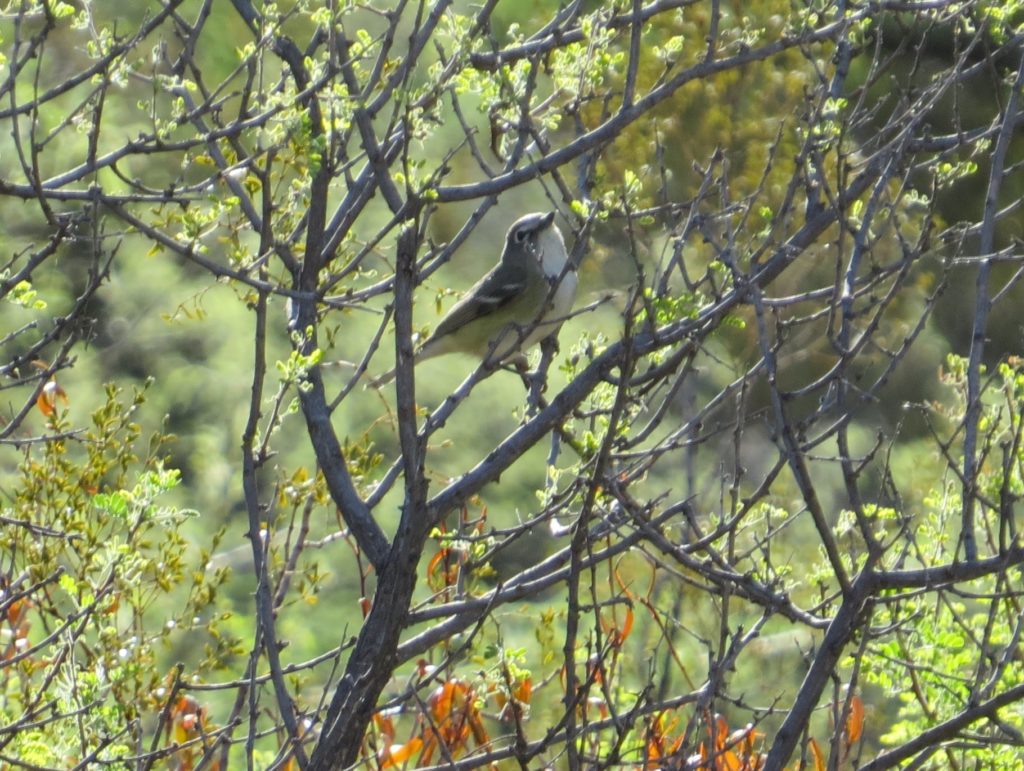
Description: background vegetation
2,0,1024,769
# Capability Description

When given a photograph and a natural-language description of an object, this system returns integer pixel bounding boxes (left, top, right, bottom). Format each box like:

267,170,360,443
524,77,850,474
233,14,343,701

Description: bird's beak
539,211,556,230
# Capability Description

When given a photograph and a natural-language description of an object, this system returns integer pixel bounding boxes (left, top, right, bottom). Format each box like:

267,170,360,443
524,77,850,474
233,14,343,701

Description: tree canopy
2,1,1024,769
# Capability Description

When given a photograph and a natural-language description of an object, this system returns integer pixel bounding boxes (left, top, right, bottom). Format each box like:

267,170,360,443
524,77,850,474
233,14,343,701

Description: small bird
372,211,577,386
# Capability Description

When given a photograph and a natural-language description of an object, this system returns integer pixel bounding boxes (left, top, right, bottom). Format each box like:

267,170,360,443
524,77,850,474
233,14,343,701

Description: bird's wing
428,261,526,341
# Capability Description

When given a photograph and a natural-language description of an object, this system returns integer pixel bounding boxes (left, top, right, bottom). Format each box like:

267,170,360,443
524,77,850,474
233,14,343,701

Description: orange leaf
428,684,450,721
514,676,532,704
427,549,447,578
710,713,730,751
427,677,486,754
379,737,423,768
721,749,742,770
426,548,457,590
845,694,864,745
373,713,395,743
495,673,532,719
726,723,762,757
467,708,490,745
619,605,634,644
428,680,467,721
807,738,825,771
643,712,684,768
5,597,31,626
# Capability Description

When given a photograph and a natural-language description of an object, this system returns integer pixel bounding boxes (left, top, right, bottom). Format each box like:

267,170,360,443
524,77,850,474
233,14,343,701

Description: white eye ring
514,227,529,244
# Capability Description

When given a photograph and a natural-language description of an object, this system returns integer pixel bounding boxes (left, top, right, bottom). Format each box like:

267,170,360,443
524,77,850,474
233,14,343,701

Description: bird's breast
546,270,577,320
536,228,569,276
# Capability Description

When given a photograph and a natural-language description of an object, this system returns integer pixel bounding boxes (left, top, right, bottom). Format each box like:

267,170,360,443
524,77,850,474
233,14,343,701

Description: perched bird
372,211,576,386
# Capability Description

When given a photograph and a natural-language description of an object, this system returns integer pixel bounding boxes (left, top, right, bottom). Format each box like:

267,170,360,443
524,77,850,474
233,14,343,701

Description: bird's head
504,211,568,277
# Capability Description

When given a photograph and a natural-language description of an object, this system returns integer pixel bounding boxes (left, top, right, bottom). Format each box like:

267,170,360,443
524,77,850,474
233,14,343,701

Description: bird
371,211,577,387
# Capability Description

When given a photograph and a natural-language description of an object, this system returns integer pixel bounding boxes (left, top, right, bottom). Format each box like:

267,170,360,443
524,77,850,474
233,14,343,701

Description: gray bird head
502,212,567,277
507,211,556,247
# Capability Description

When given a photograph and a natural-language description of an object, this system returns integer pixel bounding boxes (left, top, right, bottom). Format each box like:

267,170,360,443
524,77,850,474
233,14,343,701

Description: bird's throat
535,227,570,278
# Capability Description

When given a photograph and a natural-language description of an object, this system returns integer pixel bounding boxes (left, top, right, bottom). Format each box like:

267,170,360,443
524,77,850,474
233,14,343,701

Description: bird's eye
513,227,529,243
